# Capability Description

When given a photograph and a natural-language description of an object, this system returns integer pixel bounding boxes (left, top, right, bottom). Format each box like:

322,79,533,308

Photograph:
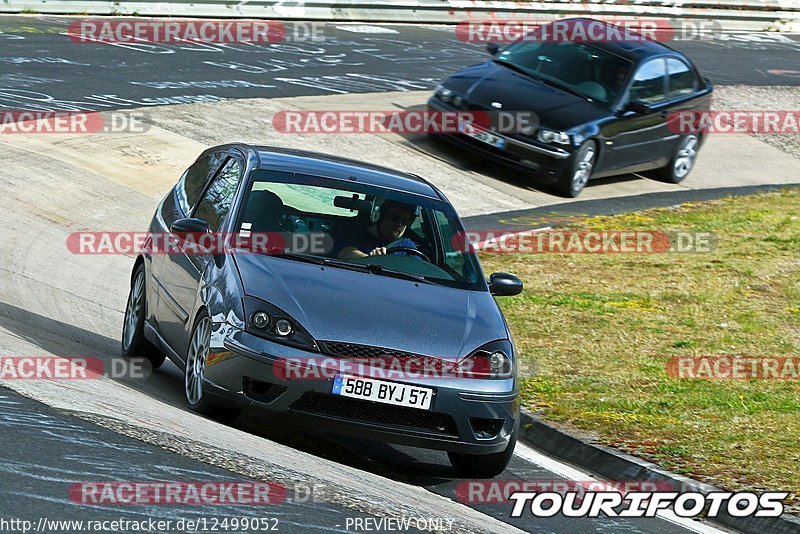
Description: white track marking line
334,25,400,34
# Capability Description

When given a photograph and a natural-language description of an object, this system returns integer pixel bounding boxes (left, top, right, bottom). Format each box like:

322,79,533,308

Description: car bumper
203,326,519,455
427,98,573,178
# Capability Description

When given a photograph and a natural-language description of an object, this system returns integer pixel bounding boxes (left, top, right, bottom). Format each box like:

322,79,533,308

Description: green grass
481,189,800,511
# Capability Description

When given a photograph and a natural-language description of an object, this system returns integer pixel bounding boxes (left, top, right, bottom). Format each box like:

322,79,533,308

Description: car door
600,58,676,174
150,149,227,334
156,154,244,359
662,57,708,143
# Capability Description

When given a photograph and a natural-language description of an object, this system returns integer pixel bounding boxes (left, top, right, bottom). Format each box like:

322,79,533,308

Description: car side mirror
486,42,500,56
489,272,523,296
625,100,652,115
170,217,211,237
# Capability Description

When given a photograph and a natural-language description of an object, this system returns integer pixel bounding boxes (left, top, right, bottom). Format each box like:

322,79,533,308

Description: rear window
251,182,366,217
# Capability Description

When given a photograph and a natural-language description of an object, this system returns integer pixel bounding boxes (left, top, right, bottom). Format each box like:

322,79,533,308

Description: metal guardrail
1,0,799,31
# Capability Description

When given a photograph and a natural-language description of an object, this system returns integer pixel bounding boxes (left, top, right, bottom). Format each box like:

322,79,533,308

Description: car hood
233,254,507,359
443,61,610,131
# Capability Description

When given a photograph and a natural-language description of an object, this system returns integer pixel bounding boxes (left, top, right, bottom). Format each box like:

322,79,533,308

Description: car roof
547,18,681,63
248,145,444,200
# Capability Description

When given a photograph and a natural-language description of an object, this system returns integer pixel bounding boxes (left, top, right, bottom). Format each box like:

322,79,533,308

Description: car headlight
537,129,571,145
456,340,515,379
242,295,319,351
435,84,455,103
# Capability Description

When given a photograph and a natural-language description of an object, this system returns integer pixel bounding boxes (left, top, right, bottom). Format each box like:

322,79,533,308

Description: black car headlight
456,340,515,379
537,129,571,145
434,84,455,103
242,295,319,352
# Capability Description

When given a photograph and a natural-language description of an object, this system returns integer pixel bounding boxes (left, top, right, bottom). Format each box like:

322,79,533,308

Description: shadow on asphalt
0,300,462,485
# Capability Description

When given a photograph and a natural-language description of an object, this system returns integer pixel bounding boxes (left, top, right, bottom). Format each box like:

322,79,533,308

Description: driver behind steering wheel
336,199,420,260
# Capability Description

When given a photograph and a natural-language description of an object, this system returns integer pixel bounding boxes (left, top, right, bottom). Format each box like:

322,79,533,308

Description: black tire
556,140,596,198
653,134,700,184
121,263,166,368
448,417,519,478
184,310,242,421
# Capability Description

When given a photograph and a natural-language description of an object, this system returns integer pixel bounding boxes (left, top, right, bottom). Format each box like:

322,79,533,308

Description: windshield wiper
536,77,591,100
268,251,439,284
364,264,436,285
492,58,539,80
492,58,591,101
269,251,370,273
267,250,327,264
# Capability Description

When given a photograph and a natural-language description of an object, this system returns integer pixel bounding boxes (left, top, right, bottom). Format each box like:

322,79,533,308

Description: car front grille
318,341,420,360
289,392,459,438
317,341,458,374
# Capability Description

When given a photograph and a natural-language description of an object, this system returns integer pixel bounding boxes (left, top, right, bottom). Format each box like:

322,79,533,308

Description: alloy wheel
122,271,144,351
185,316,211,405
572,145,595,190
673,135,698,179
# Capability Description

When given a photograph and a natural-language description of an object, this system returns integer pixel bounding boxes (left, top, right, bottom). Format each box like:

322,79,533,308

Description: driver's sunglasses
386,213,414,226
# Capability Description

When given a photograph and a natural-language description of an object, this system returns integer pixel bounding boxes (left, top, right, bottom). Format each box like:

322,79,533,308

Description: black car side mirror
625,100,652,115
486,42,500,56
489,272,523,296
170,217,211,236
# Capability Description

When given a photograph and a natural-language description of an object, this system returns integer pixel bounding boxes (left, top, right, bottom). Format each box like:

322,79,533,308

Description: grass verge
481,189,800,512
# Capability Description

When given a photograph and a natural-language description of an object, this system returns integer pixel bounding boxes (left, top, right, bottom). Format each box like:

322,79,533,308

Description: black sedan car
428,18,713,197
122,144,523,477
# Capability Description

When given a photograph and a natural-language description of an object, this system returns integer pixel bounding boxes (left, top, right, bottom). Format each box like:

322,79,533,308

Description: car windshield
494,40,633,104
236,170,486,291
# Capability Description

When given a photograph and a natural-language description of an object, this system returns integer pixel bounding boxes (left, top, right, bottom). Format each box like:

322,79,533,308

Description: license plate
332,375,434,410
459,121,506,149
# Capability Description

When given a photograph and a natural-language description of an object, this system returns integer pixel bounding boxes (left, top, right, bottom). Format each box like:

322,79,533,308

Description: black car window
629,59,667,104
193,157,243,232
175,150,227,215
495,41,632,104
666,58,698,99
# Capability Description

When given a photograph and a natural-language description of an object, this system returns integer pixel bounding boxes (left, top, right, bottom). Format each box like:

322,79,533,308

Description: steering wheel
385,246,431,262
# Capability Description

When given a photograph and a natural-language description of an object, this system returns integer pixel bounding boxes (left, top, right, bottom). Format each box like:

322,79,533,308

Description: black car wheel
121,264,166,368
654,134,699,183
448,418,518,478
185,311,242,421
556,140,596,198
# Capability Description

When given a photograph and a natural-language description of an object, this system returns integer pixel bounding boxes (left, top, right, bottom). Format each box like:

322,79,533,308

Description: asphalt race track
0,16,798,112
1,14,797,534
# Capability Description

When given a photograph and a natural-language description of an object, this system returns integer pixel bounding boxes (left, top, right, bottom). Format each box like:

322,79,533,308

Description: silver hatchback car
122,144,523,477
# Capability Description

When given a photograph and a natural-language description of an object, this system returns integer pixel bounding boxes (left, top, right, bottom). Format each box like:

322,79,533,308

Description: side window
666,58,698,99
409,214,426,240
629,59,666,104
175,151,227,215
434,211,466,277
193,158,243,232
